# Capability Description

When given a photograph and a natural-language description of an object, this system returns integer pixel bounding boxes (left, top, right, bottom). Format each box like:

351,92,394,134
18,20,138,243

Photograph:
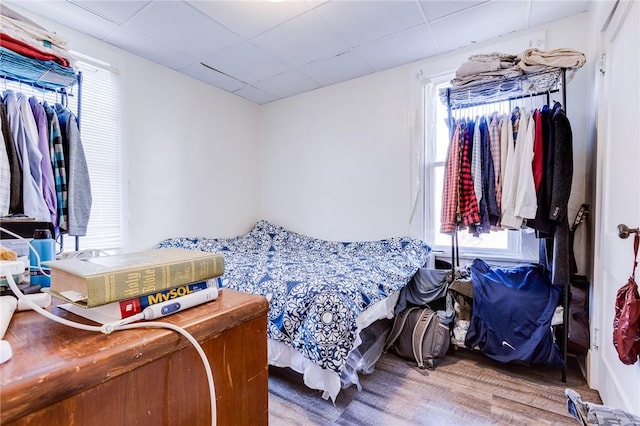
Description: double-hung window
422,77,537,262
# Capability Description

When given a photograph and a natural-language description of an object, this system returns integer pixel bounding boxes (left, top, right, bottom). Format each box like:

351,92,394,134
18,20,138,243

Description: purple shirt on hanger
30,96,57,226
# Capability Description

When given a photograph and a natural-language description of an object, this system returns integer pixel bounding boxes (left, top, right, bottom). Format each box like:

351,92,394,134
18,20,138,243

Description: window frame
422,76,537,263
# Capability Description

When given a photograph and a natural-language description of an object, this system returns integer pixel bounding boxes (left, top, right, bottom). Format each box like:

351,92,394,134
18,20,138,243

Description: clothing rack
441,67,570,382
1,62,83,252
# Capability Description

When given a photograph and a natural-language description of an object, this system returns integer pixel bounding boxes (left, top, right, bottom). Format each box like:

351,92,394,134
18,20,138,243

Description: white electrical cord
0,227,50,278
0,228,216,425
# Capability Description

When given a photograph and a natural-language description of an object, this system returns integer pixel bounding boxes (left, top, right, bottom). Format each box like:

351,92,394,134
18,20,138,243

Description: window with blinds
68,60,121,252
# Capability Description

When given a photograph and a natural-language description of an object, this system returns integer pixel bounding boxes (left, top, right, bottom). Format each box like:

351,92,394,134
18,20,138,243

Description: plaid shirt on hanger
441,119,462,234
458,121,480,227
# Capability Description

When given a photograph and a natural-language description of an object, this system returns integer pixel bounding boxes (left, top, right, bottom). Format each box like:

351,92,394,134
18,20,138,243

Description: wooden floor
268,349,601,425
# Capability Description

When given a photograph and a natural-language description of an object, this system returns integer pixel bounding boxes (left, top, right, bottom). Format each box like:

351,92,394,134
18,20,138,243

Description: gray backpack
384,306,450,369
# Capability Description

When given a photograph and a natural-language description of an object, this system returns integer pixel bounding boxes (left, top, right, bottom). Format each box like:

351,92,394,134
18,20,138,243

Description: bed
156,220,430,401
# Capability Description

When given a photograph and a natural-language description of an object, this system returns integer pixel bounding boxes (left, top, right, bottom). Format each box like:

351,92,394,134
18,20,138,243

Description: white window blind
66,60,121,252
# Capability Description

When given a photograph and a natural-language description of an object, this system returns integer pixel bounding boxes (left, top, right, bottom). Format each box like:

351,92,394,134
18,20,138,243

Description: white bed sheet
267,291,399,402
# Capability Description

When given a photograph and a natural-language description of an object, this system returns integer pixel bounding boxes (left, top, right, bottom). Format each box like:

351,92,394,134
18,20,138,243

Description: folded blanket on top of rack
0,33,71,68
455,52,519,78
0,46,76,89
517,48,586,73
0,9,68,51
449,48,585,93
0,5,76,79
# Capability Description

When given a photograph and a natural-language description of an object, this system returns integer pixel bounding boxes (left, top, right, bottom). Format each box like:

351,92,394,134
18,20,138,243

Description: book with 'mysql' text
59,279,221,322
44,248,224,307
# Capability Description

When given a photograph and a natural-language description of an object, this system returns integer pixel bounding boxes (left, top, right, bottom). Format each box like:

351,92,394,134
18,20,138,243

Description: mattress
157,220,430,400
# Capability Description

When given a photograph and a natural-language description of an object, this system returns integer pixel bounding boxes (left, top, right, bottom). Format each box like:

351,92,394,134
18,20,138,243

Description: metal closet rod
447,87,560,111
446,68,568,112
1,73,77,107
1,73,75,92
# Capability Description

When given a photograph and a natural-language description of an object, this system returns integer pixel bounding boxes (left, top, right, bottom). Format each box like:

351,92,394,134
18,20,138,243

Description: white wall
260,13,593,257
120,55,261,250
6,5,262,252
260,68,411,241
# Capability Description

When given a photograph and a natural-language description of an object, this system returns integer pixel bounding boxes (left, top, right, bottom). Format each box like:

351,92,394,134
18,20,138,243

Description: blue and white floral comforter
157,220,430,375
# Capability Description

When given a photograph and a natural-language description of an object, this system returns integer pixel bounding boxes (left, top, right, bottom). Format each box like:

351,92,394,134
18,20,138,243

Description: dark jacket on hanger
548,103,574,291
532,102,573,294
1,101,22,214
528,105,552,234
549,102,573,222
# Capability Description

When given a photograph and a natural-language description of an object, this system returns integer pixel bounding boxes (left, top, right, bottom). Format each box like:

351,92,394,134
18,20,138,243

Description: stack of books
43,248,224,322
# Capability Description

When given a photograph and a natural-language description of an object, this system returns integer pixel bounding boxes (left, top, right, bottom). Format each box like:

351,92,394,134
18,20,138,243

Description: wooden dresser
0,289,269,426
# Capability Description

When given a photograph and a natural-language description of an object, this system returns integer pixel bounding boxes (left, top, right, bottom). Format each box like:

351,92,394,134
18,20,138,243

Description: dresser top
0,289,268,423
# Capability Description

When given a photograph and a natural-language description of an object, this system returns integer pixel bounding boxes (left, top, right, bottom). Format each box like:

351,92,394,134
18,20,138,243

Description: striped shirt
43,101,67,230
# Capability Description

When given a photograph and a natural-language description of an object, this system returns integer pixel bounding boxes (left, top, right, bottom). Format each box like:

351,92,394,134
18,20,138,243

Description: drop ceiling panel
528,0,589,27
233,85,280,105
315,0,425,47
301,51,374,86
202,42,288,85
250,10,350,67
180,62,246,92
121,1,241,59
356,24,440,72
418,1,487,22
188,0,315,39
429,0,530,52
254,69,321,99
108,26,195,71
8,1,121,41
73,1,150,25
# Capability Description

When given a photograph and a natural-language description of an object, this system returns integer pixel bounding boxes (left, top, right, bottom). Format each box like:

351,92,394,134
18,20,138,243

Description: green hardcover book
44,248,224,307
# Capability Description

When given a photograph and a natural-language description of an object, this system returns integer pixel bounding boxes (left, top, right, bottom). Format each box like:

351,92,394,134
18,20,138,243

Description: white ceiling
6,0,590,105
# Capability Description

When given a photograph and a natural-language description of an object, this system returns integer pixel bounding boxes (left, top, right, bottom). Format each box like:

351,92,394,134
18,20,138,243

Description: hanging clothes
527,105,554,235
458,119,480,228
0,101,21,214
440,99,574,244
501,108,530,229
441,119,462,234
471,118,482,208
3,89,49,221
549,102,573,222
43,100,67,230
29,96,57,225
513,108,538,220
488,112,503,215
480,116,499,230
0,106,10,216
55,102,91,236
1,9,87,237
532,108,544,192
